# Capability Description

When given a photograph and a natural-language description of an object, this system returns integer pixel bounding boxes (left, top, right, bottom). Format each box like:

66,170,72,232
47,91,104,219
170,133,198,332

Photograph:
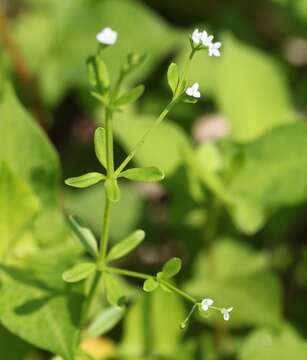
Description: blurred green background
1,0,307,359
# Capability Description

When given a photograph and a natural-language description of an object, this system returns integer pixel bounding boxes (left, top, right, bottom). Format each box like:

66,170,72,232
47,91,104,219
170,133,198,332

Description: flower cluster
191,29,222,57
201,298,233,321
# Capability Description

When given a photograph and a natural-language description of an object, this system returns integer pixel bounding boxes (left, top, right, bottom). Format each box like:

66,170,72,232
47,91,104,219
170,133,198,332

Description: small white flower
201,31,214,47
96,27,117,45
209,42,222,57
186,82,201,98
192,29,202,45
201,298,214,311
221,307,233,321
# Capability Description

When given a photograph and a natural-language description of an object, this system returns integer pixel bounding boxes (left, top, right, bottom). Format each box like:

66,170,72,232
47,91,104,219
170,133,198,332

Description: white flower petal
192,29,202,44
96,27,118,45
223,312,230,321
201,298,214,311
186,87,194,96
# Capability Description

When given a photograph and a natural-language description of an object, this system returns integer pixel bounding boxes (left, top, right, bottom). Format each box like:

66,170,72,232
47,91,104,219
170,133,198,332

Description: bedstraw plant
63,26,233,357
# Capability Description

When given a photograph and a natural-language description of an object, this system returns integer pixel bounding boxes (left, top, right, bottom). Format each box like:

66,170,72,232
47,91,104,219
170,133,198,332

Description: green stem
80,271,101,327
106,266,151,280
98,196,111,267
106,266,197,304
80,104,115,326
114,99,176,176
105,108,114,176
160,279,197,303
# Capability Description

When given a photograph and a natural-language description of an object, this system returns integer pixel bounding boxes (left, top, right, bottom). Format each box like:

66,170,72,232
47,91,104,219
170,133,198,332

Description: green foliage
65,172,105,188
143,278,159,292
62,262,97,283
214,34,296,142
104,273,125,307
107,229,145,262
85,306,125,338
167,62,180,95
239,326,307,360
0,163,40,258
161,257,182,279
67,215,99,259
115,85,145,107
3,0,307,358
186,238,282,328
114,113,189,176
120,289,186,357
0,245,84,360
87,55,110,90
119,166,165,182
94,127,107,169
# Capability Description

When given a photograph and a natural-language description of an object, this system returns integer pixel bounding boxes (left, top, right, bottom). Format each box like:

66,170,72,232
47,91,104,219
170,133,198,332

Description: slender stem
105,108,114,176
114,100,176,176
98,196,111,267
160,279,197,303
106,266,197,304
106,266,151,280
80,271,101,327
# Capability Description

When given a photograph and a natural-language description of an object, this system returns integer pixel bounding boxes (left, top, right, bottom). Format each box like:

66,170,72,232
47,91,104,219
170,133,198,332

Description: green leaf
215,33,296,142
107,229,145,262
161,257,182,279
0,163,40,259
105,178,120,202
167,62,179,95
143,278,159,292
86,55,110,89
104,273,125,307
0,245,84,360
62,262,97,283
94,127,107,169
65,172,105,188
119,166,165,182
0,83,67,247
86,306,125,338
186,238,282,328
239,326,307,360
227,122,307,232
67,215,98,258
115,85,145,107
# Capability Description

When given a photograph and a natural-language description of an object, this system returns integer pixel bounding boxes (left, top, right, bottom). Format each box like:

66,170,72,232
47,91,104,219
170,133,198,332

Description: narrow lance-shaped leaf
86,55,109,89
161,257,182,279
104,273,125,306
115,85,145,107
107,229,145,262
105,178,120,202
94,127,107,169
143,278,159,293
119,166,165,182
167,62,179,95
86,306,125,338
65,172,105,188
62,262,97,283
67,215,98,258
